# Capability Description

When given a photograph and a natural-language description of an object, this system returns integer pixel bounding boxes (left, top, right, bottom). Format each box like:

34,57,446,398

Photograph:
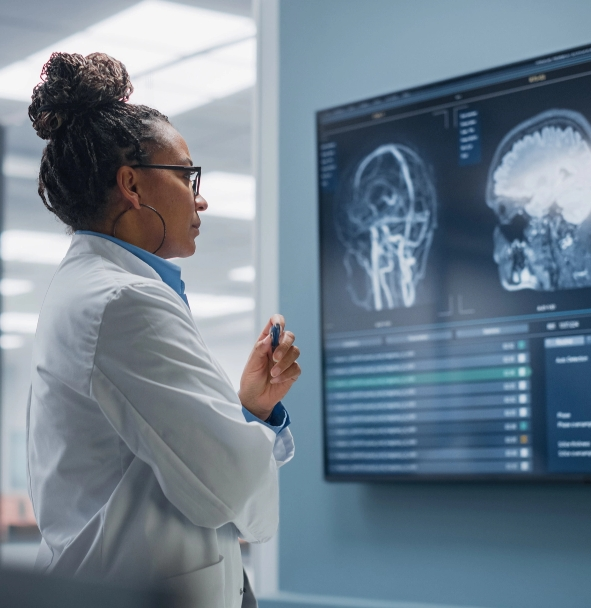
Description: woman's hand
239,314,301,420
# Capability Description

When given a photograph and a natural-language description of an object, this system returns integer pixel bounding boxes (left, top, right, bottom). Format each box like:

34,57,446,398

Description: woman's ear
116,165,141,210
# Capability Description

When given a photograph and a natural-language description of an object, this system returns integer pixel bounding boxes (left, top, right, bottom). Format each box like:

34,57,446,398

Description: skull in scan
486,109,591,292
336,144,437,310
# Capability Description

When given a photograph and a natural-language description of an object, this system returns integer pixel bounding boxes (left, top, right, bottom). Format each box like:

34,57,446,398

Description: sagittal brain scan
486,109,591,292
335,144,437,311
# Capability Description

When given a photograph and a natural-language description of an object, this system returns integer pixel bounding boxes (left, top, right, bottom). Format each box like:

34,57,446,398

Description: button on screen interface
317,45,591,480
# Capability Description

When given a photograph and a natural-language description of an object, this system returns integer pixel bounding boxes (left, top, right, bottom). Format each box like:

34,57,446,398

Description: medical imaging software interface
317,45,591,480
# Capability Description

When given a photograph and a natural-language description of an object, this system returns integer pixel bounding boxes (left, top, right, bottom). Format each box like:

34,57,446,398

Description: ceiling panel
0,0,140,69
0,0,252,69
173,88,253,174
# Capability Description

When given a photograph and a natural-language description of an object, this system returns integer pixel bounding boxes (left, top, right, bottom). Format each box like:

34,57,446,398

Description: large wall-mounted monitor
317,44,591,481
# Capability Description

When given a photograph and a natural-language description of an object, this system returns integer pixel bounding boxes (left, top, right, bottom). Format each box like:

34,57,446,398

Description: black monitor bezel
316,43,591,484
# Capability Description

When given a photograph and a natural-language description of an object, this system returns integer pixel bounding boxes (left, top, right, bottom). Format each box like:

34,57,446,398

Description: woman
26,52,300,608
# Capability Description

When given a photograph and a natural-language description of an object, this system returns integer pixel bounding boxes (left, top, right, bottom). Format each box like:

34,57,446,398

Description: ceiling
0,0,252,70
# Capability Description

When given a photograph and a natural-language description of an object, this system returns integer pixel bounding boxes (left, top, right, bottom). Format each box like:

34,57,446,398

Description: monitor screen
317,44,591,481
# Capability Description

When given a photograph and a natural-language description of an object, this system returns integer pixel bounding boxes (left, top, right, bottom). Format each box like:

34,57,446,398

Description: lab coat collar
66,233,163,282
75,231,187,305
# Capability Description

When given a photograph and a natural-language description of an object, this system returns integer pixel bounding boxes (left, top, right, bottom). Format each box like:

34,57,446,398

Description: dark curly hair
28,52,170,231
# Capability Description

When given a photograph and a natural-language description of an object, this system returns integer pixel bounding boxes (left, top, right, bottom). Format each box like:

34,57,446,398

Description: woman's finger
269,361,301,384
270,342,299,377
272,331,296,362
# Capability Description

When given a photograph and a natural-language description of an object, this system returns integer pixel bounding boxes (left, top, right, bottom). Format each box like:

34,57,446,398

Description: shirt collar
76,231,189,306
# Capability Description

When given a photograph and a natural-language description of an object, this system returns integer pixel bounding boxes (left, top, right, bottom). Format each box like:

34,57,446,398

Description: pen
270,323,281,353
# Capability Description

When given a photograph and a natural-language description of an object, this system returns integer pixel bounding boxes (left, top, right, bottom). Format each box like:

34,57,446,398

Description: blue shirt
77,231,290,434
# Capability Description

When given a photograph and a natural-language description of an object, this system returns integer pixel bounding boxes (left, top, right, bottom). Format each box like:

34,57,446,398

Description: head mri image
335,144,437,311
486,109,591,292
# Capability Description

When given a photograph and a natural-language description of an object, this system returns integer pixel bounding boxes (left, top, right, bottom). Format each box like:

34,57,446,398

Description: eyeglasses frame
129,164,202,197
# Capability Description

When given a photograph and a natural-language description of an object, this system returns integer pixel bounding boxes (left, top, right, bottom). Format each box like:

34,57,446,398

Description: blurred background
0,0,256,574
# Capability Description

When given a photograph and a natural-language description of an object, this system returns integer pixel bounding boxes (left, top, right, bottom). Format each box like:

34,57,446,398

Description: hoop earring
112,204,166,254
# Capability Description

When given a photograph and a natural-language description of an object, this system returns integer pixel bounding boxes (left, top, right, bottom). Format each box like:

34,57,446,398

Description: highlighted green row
325,366,532,390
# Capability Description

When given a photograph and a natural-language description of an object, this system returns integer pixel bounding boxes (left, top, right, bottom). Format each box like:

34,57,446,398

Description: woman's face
133,122,208,259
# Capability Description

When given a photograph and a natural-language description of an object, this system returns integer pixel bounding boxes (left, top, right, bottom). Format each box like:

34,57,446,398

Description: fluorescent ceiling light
3,155,39,180
1,298,254,329
1,230,71,265
0,278,34,296
201,172,255,220
186,293,254,318
228,266,255,282
1,312,39,334
133,39,255,116
0,0,255,117
0,334,25,350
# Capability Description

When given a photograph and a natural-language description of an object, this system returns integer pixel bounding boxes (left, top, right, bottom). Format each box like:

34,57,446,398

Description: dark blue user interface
317,45,591,481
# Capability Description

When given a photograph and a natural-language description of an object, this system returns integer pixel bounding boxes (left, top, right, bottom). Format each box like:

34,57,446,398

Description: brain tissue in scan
335,144,437,311
486,109,591,292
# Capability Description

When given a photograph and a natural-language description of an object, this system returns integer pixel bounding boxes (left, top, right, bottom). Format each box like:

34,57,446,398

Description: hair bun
29,52,133,140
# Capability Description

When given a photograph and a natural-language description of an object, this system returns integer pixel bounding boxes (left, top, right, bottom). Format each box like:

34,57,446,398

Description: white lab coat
26,234,294,608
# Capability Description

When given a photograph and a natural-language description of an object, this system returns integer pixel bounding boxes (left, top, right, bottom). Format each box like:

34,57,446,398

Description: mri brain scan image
486,109,591,292
335,144,437,310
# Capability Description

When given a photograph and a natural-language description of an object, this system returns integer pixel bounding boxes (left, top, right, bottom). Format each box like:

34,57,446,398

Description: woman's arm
91,281,293,542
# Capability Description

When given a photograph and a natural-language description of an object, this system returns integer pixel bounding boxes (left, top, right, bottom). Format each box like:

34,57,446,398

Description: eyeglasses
130,164,202,197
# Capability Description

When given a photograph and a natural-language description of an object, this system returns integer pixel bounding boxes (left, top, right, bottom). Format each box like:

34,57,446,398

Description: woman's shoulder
38,235,190,344
47,240,186,322
33,240,193,396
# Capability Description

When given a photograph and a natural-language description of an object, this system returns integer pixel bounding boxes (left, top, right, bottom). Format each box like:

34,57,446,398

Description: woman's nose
195,195,208,212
